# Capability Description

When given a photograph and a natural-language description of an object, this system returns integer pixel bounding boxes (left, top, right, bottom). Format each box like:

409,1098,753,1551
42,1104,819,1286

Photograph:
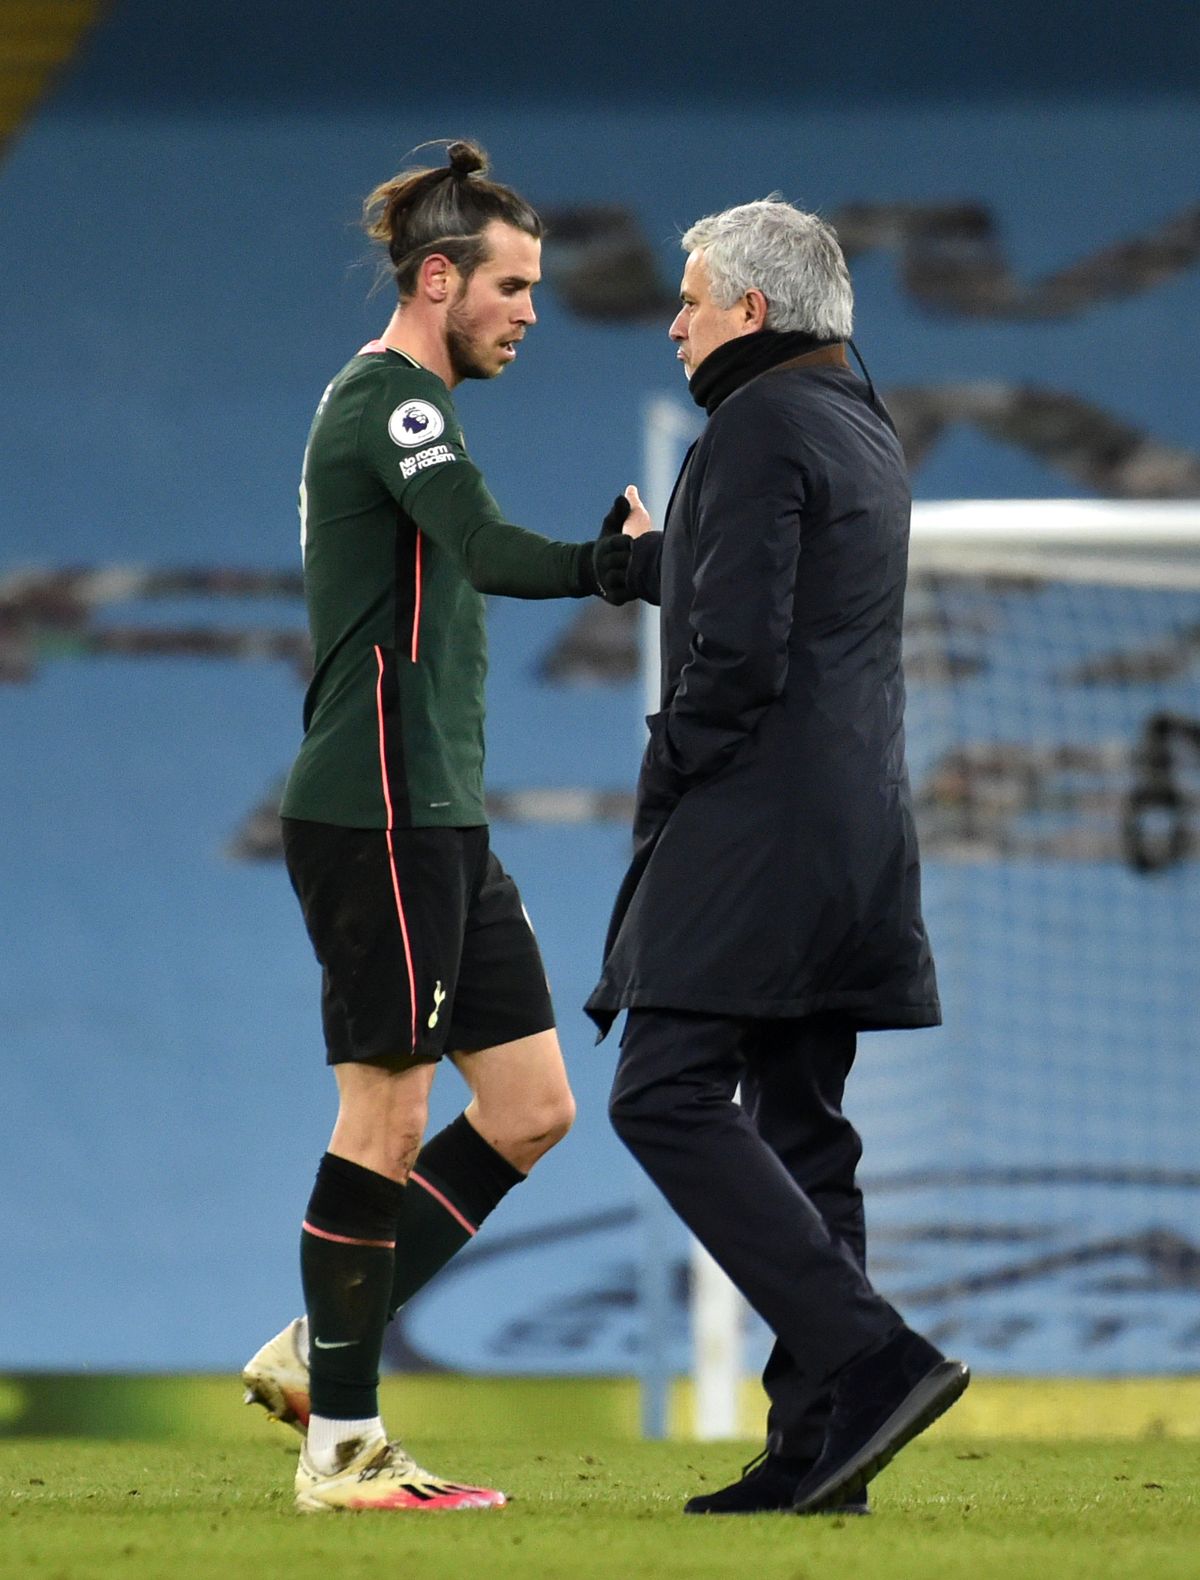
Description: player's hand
599,494,631,536
621,484,652,538
592,533,633,603
590,487,651,603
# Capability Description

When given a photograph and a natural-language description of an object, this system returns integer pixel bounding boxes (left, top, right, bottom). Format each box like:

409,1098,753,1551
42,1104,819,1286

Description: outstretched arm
404,461,607,599
361,384,629,600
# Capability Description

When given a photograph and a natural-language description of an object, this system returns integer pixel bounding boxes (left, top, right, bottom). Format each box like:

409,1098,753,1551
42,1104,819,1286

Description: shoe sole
793,1360,970,1514
684,1494,871,1516
685,1502,872,1517
295,1489,507,1514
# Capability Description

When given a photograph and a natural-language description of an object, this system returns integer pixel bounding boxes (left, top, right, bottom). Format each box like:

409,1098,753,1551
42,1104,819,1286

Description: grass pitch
3,1377,1198,1580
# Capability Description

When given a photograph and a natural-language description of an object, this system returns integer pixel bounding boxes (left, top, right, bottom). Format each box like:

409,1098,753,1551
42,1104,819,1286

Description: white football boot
242,1317,311,1436
294,1435,507,1513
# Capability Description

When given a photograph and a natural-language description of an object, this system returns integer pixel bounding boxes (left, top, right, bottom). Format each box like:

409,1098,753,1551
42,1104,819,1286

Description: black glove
600,493,632,537
593,532,634,603
595,493,635,600
566,495,636,601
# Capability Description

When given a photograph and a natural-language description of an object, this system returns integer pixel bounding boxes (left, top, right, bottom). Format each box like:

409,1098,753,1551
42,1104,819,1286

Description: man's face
669,250,755,379
446,220,541,382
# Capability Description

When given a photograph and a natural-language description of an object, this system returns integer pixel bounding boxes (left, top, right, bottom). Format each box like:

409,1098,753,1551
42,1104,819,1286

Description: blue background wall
2,0,1199,1376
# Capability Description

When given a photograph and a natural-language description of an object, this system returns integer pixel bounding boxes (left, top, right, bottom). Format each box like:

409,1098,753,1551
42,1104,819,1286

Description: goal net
638,404,1200,1437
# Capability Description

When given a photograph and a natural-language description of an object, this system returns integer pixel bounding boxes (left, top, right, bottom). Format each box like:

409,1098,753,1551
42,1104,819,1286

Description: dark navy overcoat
586,359,940,1035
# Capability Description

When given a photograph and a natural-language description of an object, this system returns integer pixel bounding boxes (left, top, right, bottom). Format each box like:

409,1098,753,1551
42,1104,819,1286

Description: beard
445,298,498,382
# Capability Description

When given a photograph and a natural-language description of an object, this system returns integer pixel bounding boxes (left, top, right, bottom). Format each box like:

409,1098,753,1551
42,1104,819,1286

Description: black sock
389,1113,525,1316
301,1152,406,1420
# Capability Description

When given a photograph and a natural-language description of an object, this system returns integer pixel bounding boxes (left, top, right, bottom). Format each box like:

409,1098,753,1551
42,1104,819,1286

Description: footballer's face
669,250,757,380
446,220,541,381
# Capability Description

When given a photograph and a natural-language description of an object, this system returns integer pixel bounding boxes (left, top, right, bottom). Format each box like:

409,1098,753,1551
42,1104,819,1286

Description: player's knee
331,1087,430,1183
517,1088,576,1162
544,1088,577,1147
476,1088,574,1172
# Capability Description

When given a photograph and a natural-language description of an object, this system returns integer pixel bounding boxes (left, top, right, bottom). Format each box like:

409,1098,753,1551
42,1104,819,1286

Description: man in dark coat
586,199,968,1515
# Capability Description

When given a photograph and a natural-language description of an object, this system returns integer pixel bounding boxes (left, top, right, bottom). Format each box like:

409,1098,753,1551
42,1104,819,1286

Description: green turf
2,1382,1198,1580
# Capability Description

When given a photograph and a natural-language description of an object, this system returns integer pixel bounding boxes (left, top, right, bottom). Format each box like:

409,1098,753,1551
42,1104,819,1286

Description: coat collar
688,330,846,414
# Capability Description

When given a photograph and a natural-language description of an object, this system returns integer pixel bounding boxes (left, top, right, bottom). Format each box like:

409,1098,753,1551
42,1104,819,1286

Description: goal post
637,394,1200,1440
908,499,1200,585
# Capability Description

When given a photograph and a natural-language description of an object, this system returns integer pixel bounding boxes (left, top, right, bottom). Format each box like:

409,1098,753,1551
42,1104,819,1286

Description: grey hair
681,198,853,339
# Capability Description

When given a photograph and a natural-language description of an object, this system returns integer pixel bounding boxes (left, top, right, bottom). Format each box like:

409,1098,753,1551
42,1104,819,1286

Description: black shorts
282,819,555,1066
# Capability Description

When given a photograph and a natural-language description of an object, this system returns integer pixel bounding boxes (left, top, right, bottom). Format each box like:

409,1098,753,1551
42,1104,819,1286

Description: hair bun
446,139,487,178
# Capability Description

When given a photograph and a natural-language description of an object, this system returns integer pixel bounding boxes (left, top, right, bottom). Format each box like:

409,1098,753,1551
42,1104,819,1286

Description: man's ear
419,252,453,304
743,288,769,332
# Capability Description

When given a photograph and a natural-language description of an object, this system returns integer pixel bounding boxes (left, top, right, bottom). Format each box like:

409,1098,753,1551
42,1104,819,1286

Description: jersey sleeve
358,372,595,599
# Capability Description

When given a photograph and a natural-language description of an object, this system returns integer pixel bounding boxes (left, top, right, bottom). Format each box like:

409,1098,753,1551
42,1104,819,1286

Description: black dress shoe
792,1328,969,1514
685,1450,870,1515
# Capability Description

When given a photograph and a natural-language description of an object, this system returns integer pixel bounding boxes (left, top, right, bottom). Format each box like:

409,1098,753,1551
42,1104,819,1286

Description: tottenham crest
389,399,445,448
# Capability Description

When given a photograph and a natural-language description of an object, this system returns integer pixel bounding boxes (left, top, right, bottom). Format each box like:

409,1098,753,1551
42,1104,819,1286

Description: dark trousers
610,1009,902,1459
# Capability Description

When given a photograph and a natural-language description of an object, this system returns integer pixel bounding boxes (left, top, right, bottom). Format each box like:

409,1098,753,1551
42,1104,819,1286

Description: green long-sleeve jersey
280,344,594,828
